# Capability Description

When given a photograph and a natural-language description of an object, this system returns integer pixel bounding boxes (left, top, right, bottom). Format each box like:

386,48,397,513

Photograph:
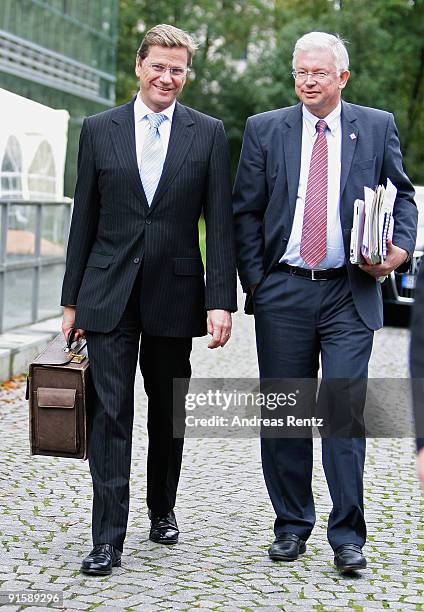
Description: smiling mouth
153,84,173,92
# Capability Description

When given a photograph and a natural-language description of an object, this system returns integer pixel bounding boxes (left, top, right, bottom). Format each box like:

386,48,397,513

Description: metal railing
0,199,72,333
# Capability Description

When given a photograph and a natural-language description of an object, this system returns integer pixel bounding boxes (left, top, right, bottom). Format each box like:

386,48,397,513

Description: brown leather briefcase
27,330,92,459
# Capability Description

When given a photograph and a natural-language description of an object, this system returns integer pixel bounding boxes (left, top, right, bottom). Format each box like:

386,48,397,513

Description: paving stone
65,604,85,612
0,290,423,609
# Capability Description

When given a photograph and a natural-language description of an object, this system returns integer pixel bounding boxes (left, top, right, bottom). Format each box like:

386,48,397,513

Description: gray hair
293,32,349,73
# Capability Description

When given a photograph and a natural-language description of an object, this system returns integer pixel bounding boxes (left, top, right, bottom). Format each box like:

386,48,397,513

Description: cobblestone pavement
0,291,423,611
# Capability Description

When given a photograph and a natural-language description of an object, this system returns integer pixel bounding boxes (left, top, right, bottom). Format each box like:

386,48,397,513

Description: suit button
145,218,152,225
133,257,140,264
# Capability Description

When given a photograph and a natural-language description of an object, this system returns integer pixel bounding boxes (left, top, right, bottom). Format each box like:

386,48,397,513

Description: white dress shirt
134,93,175,171
282,102,345,269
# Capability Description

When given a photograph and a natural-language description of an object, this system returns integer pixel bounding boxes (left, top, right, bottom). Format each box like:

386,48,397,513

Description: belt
275,262,347,281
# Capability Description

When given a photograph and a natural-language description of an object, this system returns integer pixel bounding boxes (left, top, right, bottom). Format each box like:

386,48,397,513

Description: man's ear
135,55,141,77
339,70,350,90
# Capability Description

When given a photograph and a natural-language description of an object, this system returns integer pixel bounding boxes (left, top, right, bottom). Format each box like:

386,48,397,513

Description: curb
0,317,62,383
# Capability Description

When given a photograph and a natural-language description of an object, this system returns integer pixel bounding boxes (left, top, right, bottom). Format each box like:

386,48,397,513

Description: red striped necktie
300,119,328,268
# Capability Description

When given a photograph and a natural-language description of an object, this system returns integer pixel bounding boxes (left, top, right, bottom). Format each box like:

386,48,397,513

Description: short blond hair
137,24,198,66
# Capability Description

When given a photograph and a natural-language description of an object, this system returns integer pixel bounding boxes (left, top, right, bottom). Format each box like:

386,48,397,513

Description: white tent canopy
0,88,69,200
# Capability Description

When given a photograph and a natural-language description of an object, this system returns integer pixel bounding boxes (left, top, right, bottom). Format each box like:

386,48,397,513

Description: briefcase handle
65,328,77,352
64,328,86,357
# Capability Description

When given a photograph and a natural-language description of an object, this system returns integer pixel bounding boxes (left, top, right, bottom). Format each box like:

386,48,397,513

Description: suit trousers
253,268,374,550
85,271,192,551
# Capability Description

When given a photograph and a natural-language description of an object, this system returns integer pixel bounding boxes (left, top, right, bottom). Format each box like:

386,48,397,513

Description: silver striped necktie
139,112,167,205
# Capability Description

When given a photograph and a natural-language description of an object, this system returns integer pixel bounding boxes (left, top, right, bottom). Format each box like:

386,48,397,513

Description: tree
117,0,424,182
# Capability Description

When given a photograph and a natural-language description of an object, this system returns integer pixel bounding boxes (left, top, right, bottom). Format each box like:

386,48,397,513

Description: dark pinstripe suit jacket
61,98,237,336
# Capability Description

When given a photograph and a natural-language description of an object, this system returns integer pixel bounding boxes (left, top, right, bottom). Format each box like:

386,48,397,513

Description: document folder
350,179,397,266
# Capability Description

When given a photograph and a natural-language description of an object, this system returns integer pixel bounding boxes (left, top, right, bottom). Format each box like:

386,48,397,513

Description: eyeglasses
291,70,339,82
147,62,190,77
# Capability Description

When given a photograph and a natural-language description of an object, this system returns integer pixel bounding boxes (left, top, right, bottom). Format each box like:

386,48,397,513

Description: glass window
28,140,56,200
1,135,23,199
38,263,64,320
7,204,37,262
4,268,33,329
41,204,68,258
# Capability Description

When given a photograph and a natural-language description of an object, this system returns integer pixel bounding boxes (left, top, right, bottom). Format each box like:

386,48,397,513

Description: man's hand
359,239,408,280
62,306,85,342
207,310,232,348
418,448,424,490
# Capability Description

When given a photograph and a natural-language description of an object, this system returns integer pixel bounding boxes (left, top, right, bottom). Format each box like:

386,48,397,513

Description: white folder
350,199,365,264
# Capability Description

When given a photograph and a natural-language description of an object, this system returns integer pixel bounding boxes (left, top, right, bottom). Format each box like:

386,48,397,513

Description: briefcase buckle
69,353,86,363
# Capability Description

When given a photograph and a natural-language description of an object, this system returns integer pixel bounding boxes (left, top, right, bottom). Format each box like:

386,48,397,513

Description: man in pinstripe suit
61,24,237,575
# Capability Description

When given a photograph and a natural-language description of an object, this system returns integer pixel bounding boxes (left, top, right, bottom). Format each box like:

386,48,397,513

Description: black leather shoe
334,544,367,573
149,509,179,545
268,533,306,561
80,544,121,575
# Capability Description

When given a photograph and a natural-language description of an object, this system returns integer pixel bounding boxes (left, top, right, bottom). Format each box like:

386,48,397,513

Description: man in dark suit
410,261,424,489
233,32,417,573
61,24,237,575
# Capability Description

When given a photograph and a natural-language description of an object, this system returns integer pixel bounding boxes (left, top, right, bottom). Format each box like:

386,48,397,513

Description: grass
199,217,206,265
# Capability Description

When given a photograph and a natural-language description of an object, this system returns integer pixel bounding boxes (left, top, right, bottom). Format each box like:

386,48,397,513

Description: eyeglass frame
291,70,341,82
145,62,191,78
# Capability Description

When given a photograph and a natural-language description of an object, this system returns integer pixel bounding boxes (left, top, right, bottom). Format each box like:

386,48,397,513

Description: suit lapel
282,104,303,221
110,98,149,210
340,101,359,199
150,102,195,208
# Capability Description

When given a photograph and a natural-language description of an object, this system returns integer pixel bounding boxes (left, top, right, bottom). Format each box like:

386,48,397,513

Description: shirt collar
134,92,176,123
302,101,341,138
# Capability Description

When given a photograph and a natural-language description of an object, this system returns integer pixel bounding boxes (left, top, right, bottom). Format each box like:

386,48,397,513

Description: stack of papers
350,179,397,265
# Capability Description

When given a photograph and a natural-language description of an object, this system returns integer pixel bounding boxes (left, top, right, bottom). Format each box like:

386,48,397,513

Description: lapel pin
350,132,357,140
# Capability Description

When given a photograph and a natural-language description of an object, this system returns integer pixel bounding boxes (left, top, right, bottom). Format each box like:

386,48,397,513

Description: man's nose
304,73,318,84
159,69,173,84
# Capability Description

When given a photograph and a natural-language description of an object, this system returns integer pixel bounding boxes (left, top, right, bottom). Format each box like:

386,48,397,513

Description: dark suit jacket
410,261,424,451
61,99,237,336
233,101,417,331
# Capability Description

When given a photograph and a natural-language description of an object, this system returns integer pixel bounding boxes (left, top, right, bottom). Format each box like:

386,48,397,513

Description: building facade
0,0,118,196
0,0,118,332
